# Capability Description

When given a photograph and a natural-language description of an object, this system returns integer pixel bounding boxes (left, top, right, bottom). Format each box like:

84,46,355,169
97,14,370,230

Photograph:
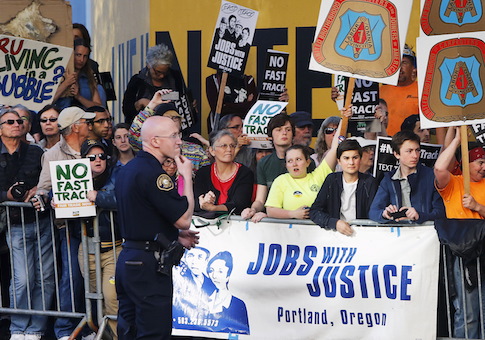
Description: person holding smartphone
369,130,444,223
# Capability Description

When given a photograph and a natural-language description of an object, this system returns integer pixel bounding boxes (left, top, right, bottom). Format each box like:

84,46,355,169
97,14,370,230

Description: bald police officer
115,116,197,339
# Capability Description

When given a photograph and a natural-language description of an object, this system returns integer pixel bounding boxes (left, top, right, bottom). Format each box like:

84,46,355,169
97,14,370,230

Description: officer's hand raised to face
174,155,193,179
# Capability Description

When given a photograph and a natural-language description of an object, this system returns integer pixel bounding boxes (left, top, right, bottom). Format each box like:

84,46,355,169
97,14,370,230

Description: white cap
58,107,96,130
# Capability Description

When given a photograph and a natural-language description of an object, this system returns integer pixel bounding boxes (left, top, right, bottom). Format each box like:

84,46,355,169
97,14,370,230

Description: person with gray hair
34,106,96,340
122,43,186,123
311,116,341,166
194,129,254,217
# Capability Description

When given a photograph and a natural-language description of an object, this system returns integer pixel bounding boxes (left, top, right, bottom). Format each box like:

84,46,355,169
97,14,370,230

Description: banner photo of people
243,100,288,149
373,136,442,181
171,220,440,339
417,31,485,129
258,49,289,101
309,0,413,85
0,34,72,111
207,1,259,76
49,159,96,219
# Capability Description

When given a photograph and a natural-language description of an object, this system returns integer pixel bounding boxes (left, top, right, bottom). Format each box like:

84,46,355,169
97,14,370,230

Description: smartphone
161,91,180,101
390,209,408,219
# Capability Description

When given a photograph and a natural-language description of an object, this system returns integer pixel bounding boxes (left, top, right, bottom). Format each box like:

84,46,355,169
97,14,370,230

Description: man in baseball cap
289,111,314,149
57,106,96,130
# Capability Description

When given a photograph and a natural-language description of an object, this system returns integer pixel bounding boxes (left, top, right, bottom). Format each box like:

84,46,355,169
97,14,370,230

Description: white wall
90,0,150,122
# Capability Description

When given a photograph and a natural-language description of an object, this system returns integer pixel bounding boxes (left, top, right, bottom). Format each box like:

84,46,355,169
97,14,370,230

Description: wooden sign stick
340,77,355,138
215,72,228,118
460,125,470,194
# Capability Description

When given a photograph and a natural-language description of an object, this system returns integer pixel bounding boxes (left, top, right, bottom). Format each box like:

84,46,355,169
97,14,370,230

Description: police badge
157,174,174,191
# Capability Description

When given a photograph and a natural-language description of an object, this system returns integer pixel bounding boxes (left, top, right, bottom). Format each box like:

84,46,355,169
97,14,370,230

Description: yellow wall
148,0,421,134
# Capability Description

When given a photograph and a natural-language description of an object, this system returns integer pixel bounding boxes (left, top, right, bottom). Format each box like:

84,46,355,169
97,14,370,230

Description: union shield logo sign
312,0,400,78
335,10,385,62
439,56,482,107
421,37,485,123
421,0,484,35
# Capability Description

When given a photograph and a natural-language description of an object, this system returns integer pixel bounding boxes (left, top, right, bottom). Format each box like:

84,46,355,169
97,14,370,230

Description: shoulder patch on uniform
157,174,174,191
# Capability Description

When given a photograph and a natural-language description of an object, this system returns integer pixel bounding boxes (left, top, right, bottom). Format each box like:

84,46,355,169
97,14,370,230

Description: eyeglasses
214,143,237,150
40,118,58,123
324,127,336,135
227,124,242,130
0,119,24,125
163,159,177,167
93,117,113,124
154,132,182,140
86,153,109,161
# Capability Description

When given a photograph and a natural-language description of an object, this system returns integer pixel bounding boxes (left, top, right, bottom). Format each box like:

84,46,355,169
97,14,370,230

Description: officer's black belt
123,240,160,252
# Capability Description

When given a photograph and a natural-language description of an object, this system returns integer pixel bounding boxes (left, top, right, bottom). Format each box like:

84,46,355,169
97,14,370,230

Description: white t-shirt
340,179,358,221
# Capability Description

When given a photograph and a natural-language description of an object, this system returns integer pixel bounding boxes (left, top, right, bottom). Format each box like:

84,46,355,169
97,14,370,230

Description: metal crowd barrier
0,202,118,340
0,202,483,340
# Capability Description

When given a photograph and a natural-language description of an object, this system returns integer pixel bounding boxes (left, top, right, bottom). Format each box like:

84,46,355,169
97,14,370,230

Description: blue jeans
453,256,485,339
54,226,85,338
7,216,55,336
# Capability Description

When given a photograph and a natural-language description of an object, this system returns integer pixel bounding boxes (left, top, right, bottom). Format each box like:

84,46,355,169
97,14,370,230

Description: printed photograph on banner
172,246,249,335
258,49,289,101
373,136,442,180
49,159,96,219
420,0,484,36
243,100,288,149
418,32,485,129
172,220,440,340
309,0,413,85
471,121,485,147
0,34,72,111
207,1,259,76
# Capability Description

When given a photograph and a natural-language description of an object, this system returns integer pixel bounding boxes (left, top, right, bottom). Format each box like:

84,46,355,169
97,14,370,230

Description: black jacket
310,172,378,230
194,163,254,216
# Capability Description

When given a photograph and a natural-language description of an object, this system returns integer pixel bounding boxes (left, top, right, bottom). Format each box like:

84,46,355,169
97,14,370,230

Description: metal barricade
0,202,120,340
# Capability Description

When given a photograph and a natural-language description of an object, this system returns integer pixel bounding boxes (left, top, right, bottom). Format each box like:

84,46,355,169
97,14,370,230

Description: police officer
115,116,197,339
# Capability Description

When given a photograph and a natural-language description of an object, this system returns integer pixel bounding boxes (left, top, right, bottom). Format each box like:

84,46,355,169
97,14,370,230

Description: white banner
0,35,72,111
172,220,440,339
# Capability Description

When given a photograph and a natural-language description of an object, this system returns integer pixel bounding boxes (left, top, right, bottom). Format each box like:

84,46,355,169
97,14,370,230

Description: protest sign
334,74,346,110
309,0,413,85
0,35,71,111
49,159,95,219
373,137,442,180
471,122,485,147
172,219,440,340
349,78,379,121
258,50,289,101
421,0,484,36
418,31,485,129
243,100,288,149
207,1,259,76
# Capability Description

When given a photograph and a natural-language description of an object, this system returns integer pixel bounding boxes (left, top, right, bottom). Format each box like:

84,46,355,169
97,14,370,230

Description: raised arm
434,127,460,189
323,105,352,170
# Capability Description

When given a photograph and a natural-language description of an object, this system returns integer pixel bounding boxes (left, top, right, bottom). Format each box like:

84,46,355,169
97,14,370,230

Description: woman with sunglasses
80,139,122,336
311,116,341,166
194,130,254,217
38,105,61,151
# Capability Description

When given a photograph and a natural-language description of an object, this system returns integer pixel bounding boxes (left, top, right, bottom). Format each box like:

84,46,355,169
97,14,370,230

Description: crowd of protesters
0,28,484,340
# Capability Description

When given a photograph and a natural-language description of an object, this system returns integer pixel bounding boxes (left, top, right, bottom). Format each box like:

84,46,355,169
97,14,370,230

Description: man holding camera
369,130,444,224
115,116,198,339
0,108,51,340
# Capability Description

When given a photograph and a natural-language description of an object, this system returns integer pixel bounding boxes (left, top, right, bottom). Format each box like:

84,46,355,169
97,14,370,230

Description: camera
390,209,408,220
11,182,27,201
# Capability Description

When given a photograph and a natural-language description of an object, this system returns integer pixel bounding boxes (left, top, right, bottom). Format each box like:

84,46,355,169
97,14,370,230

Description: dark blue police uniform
115,150,188,339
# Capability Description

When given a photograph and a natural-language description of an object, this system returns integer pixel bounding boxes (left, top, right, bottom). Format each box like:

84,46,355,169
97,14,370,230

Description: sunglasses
0,119,24,125
86,153,108,161
40,118,58,123
324,127,336,135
